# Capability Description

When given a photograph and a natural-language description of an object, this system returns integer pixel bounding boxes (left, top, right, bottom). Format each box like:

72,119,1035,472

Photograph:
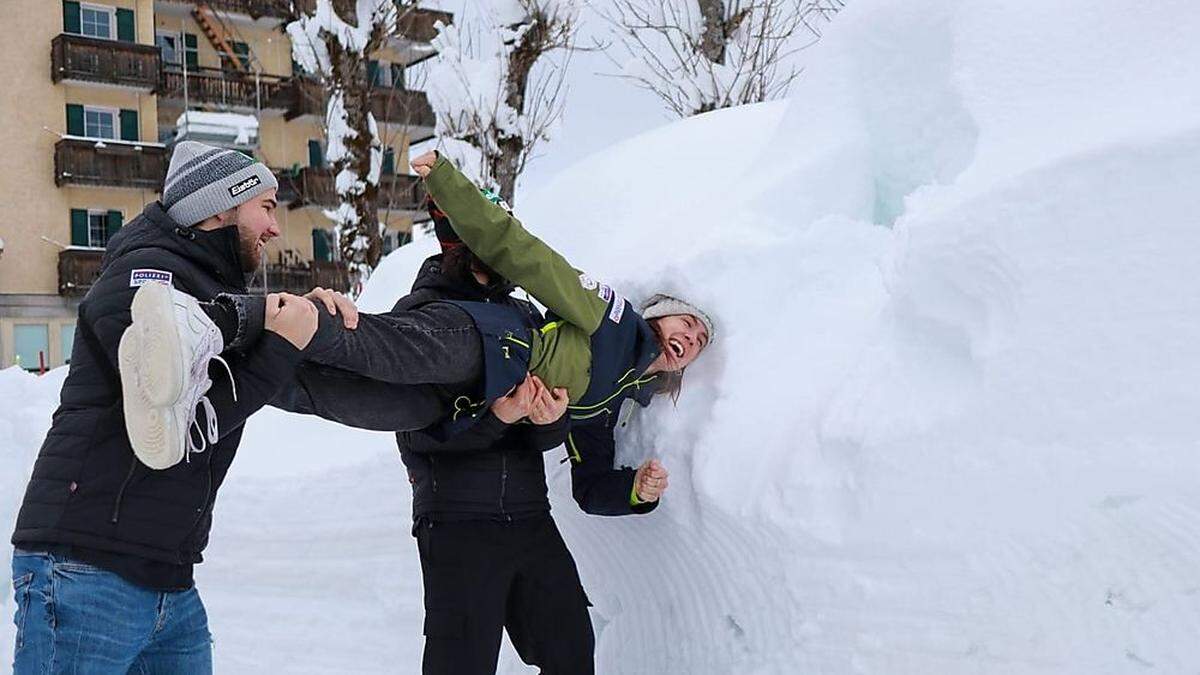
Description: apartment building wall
0,0,157,370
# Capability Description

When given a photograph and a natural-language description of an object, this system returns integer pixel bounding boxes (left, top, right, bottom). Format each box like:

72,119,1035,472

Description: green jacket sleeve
423,156,611,335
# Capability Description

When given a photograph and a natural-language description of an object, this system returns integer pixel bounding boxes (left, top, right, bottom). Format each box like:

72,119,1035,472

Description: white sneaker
119,283,235,470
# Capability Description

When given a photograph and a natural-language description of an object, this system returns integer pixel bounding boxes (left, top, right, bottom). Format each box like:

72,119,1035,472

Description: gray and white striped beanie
162,141,278,227
641,294,716,345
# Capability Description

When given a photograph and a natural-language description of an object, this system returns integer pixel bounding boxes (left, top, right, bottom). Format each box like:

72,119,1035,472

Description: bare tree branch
595,0,845,118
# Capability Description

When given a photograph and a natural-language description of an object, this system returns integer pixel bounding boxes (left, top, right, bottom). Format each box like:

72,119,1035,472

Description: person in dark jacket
398,210,654,674
8,141,320,674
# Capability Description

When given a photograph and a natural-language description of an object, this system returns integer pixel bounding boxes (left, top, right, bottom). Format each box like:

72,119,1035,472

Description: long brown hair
655,368,684,405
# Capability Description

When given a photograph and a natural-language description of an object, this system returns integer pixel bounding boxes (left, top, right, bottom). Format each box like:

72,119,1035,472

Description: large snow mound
4,0,1200,672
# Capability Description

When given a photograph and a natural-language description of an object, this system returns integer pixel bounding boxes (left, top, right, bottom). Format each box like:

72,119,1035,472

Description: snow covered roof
173,111,260,150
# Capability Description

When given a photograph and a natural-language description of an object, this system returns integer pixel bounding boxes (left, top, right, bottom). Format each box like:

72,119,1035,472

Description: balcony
155,0,290,21
51,34,160,91
58,248,105,297
371,88,436,139
248,260,352,295
396,7,453,43
273,168,425,213
159,65,293,112
281,78,436,136
54,137,168,190
60,246,350,298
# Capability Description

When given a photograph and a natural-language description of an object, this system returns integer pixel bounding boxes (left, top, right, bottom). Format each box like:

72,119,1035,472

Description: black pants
416,516,595,675
236,298,484,432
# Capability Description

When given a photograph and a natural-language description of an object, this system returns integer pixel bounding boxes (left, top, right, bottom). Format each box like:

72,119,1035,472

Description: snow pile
3,0,1200,672
0,367,67,668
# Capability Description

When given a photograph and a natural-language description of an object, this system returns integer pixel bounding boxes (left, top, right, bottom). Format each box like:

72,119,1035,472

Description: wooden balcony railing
158,0,291,20
54,138,168,190
281,77,435,132
51,33,160,90
396,8,453,42
59,248,350,298
371,88,436,132
247,260,351,295
159,65,292,111
273,168,425,212
58,248,105,297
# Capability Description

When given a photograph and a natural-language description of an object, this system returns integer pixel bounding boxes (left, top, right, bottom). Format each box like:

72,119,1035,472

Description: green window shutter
366,60,379,86
66,104,84,136
184,33,198,69
311,229,331,262
119,109,138,141
63,1,81,34
234,41,251,69
308,140,323,168
105,211,123,242
70,209,88,246
381,148,395,175
390,64,405,89
116,8,135,42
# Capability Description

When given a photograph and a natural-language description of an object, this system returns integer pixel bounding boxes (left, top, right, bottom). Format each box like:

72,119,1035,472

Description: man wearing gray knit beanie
8,139,325,673
163,140,281,272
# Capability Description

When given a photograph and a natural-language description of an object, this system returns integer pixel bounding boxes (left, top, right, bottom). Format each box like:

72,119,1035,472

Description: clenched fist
411,150,438,178
634,459,669,503
264,292,318,350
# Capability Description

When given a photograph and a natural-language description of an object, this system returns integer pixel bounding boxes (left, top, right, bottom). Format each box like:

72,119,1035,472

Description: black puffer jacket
11,202,302,589
396,255,568,521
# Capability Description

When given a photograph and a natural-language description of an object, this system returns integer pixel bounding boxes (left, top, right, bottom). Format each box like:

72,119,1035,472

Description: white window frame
156,30,182,65
79,3,116,41
86,209,113,248
82,105,118,140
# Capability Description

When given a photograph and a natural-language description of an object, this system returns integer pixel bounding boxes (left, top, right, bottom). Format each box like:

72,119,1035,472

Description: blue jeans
10,550,212,674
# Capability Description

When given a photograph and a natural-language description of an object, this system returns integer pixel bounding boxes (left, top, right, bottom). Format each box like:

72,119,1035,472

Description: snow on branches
287,0,398,285
599,0,846,118
421,0,581,204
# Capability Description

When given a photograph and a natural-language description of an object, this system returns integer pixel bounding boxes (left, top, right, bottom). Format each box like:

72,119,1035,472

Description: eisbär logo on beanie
229,175,262,198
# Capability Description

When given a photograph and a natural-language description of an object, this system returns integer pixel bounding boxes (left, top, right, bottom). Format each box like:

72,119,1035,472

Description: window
221,41,252,71
13,324,50,372
183,33,199,70
83,106,116,139
80,3,114,40
157,31,181,65
87,210,110,247
308,139,324,168
60,323,76,366
368,60,404,88
71,209,121,247
368,60,389,88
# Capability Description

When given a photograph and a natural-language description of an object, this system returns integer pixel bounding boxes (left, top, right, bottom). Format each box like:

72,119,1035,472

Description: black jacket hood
411,253,514,303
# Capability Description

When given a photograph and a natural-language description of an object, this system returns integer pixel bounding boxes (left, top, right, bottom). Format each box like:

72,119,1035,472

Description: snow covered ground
5,0,1200,672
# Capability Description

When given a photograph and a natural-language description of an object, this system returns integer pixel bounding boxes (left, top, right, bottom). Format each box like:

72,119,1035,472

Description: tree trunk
697,0,728,65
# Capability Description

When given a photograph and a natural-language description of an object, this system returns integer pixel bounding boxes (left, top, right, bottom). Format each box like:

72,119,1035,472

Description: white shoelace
185,353,238,462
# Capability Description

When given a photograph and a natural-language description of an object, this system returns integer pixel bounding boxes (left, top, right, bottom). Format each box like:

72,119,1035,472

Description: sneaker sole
128,283,186,408
119,329,184,470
